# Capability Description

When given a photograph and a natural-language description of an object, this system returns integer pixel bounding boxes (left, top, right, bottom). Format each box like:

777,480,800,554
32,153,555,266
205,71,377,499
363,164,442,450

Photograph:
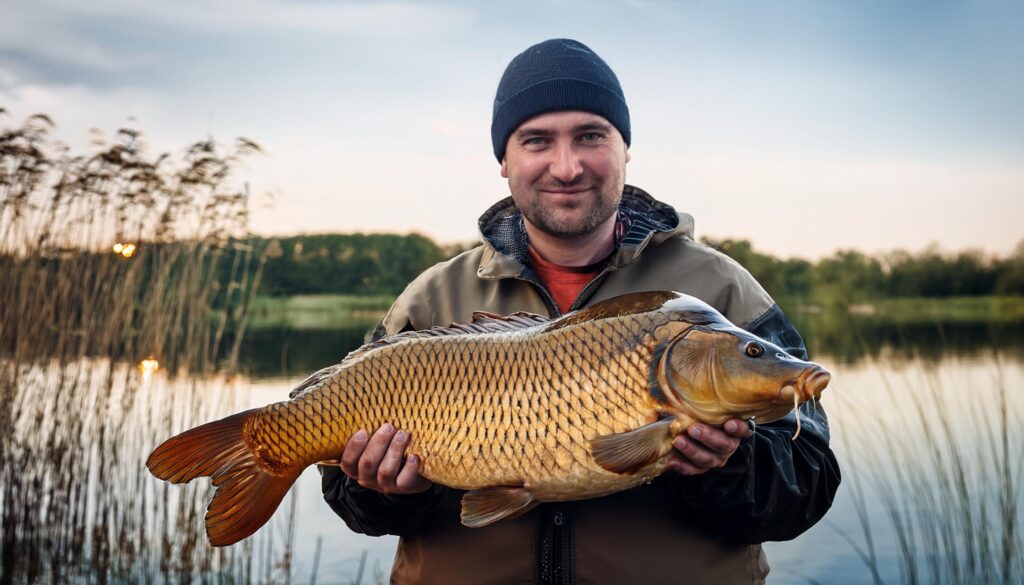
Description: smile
540,187,591,195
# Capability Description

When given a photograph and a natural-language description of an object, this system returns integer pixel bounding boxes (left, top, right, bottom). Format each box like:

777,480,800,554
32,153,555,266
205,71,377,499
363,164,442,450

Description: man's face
501,111,630,240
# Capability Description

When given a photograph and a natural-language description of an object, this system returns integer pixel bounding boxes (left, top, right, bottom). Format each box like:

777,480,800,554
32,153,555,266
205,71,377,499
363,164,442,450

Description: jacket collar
476,185,693,279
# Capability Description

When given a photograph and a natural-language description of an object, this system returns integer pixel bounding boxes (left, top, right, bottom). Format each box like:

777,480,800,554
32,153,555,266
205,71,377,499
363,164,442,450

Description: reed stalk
0,110,295,583
834,321,1023,584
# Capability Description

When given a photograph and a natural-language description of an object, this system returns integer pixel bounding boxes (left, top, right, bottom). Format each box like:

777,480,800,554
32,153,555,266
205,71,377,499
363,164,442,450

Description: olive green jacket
320,186,840,585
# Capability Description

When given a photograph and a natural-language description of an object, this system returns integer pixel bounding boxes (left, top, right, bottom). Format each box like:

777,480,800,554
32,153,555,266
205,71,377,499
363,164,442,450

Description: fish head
654,323,830,425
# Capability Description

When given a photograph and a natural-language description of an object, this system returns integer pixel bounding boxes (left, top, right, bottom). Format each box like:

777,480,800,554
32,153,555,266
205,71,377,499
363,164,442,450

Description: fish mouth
774,366,831,405
801,367,831,400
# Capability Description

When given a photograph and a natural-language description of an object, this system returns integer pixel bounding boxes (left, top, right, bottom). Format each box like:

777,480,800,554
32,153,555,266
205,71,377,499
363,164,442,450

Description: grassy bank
783,295,1024,323
865,295,1024,323
248,294,395,329
250,294,1024,330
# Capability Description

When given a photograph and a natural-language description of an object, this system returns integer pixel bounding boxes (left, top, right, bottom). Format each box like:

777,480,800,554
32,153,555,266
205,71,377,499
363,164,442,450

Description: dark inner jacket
311,186,841,585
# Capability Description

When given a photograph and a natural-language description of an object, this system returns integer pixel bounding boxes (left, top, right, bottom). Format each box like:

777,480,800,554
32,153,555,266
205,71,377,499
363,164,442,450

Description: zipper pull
553,511,564,526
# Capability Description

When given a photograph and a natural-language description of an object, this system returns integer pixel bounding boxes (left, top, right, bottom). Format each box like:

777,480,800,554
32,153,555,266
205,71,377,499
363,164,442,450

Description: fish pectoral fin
589,416,677,475
460,487,538,528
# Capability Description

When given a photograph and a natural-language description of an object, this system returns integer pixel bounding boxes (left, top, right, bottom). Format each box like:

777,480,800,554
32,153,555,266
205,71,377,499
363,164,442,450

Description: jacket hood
476,184,694,279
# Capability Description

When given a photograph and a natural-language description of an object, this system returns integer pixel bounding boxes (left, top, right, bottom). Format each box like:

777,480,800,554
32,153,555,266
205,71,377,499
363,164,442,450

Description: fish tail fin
146,408,302,547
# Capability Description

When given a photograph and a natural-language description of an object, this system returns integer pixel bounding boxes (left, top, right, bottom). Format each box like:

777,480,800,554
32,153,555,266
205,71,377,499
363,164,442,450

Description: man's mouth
539,187,591,195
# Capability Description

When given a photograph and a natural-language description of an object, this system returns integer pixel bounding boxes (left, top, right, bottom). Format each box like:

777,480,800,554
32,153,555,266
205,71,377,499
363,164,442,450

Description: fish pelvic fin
589,416,678,475
145,408,301,547
461,487,538,528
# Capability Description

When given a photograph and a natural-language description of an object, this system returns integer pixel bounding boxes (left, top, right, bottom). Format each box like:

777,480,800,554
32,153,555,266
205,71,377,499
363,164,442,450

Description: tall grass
0,110,290,583
832,337,1024,584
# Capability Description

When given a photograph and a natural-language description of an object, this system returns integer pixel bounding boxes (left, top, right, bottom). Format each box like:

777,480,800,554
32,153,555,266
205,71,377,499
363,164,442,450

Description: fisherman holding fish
147,38,841,584
321,39,841,584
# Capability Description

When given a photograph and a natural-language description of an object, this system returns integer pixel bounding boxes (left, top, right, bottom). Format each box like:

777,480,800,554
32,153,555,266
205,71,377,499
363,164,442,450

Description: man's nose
548,142,583,183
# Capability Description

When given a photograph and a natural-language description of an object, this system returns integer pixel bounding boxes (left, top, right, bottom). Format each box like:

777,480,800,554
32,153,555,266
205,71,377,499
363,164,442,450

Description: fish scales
147,291,833,546
331,319,643,487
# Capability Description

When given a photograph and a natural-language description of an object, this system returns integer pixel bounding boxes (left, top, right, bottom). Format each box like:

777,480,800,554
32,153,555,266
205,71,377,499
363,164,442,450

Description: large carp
147,291,830,546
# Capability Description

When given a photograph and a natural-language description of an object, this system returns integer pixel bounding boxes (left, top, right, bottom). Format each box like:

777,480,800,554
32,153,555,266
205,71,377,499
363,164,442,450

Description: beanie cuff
491,77,631,161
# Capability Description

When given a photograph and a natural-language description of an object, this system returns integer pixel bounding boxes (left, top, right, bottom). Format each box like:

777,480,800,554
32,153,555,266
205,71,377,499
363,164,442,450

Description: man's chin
530,217,602,239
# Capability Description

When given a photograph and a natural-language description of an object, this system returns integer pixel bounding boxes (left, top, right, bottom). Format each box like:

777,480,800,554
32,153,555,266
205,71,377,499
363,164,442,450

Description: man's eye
580,132,602,142
523,137,547,146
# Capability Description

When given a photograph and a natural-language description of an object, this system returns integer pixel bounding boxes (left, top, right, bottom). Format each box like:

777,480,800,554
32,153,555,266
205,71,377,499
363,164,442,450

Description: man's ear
500,159,508,178
625,147,631,163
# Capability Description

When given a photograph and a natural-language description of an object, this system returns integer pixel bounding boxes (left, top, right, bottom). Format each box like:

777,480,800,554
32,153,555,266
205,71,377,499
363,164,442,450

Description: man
316,39,840,584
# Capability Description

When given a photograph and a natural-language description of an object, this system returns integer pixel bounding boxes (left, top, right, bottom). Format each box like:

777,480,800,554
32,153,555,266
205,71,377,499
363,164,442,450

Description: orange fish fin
205,457,301,547
146,408,301,547
460,486,538,528
589,416,677,475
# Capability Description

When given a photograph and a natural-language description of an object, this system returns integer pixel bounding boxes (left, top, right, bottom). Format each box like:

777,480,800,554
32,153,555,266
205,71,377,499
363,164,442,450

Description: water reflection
236,326,374,379
0,360,293,584
793,314,1024,365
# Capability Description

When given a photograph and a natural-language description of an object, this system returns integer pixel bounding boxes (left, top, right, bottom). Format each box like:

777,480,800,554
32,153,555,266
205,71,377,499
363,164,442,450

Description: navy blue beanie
491,38,630,162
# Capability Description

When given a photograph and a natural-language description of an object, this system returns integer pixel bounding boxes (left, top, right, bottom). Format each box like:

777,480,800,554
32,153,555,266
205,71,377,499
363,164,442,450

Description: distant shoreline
245,293,1024,331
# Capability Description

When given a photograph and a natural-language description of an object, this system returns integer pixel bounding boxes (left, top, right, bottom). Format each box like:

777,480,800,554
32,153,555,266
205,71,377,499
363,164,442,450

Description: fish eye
744,342,764,358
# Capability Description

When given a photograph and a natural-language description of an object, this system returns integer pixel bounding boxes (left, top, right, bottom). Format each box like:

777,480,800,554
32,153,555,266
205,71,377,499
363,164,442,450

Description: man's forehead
514,111,614,135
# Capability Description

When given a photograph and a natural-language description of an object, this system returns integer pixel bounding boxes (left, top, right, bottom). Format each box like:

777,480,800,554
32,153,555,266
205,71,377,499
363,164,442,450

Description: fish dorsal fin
545,291,682,332
331,310,550,372
470,310,551,331
461,486,538,528
589,416,679,475
289,363,345,399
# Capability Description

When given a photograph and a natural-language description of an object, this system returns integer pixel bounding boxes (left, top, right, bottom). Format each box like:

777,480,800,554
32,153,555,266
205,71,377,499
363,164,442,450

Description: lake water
2,318,1022,584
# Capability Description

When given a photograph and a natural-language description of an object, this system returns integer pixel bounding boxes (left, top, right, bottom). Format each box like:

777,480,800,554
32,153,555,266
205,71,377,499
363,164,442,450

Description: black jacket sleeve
320,464,444,537
670,304,842,542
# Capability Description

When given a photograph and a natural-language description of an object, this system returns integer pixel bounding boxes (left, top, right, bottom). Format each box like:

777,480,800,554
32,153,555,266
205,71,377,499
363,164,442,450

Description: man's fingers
673,435,726,470
357,424,395,483
685,424,740,456
340,429,368,478
668,422,750,477
377,430,409,489
723,418,754,439
396,454,429,492
667,452,705,476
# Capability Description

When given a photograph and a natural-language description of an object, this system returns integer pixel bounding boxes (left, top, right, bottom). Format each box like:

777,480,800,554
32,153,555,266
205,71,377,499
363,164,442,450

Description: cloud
0,6,159,73
0,68,180,151
16,0,475,37
2,1,476,81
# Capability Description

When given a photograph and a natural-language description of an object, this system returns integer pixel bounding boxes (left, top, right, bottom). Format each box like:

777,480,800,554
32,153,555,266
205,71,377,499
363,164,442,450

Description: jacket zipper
519,269,606,585
517,266,612,317
567,269,611,312
537,506,574,585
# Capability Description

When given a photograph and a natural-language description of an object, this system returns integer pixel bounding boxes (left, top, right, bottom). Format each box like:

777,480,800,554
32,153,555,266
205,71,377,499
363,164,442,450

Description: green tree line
702,238,1024,305
241,233,1024,302
250,233,449,296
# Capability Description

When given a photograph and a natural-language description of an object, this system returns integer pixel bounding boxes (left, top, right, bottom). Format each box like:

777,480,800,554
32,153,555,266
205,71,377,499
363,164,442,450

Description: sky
2,0,1022,259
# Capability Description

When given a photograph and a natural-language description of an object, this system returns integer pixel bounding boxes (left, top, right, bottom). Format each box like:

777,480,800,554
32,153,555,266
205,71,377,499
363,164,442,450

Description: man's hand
668,418,753,476
340,424,434,495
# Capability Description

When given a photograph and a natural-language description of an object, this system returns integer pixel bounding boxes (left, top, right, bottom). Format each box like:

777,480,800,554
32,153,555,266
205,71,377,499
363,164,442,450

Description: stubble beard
518,180,621,240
